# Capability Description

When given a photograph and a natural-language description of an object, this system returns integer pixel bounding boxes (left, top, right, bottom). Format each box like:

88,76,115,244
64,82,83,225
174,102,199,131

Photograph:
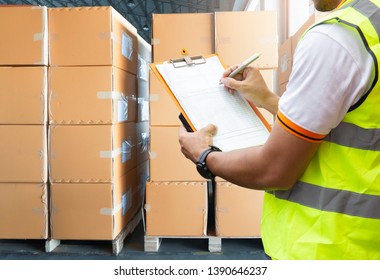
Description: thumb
203,124,218,136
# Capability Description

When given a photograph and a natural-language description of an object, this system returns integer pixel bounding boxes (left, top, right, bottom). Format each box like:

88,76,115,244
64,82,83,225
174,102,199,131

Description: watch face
196,162,212,179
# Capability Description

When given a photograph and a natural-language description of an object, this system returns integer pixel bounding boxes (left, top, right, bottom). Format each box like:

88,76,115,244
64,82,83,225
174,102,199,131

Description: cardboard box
215,182,264,237
215,11,278,69
0,125,47,183
152,13,214,62
49,122,137,183
144,181,208,236
136,121,149,165
0,66,47,124
137,160,149,200
50,169,139,240
0,6,48,66
279,82,288,97
0,183,48,239
278,38,292,85
49,6,138,74
150,126,204,181
49,66,137,124
291,15,316,55
149,70,181,126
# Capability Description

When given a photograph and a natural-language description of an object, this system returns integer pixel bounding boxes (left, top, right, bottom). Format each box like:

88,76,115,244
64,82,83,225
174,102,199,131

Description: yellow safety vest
262,0,380,259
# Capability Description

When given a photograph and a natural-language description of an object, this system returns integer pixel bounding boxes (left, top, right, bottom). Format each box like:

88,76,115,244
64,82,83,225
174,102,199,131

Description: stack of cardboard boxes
146,11,278,238
0,6,49,239
0,5,150,242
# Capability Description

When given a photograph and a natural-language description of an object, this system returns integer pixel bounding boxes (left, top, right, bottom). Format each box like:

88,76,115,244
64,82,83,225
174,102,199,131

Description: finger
222,64,239,78
203,124,217,136
178,125,188,137
220,77,241,92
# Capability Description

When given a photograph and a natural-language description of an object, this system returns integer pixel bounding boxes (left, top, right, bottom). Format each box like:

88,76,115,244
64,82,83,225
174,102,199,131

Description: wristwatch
196,146,222,179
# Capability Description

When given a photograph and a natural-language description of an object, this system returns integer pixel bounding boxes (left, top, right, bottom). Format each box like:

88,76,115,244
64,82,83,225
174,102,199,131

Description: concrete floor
0,221,267,260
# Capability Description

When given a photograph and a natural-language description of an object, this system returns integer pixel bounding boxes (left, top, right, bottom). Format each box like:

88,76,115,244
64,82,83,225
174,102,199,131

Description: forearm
262,91,279,115
204,122,320,190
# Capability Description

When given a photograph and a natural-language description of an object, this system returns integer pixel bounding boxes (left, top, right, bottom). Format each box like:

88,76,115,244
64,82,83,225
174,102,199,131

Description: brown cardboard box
0,183,48,239
0,6,48,66
49,66,137,124
0,125,47,183
291,15,316,55
152,13,214,62
145,181,208,236
49,122,137,183
136,160,149,200
0,67,47,124
279,82,288,97
49,6,137,74
150,126,204,182
149,70,181,126
215,11,278,69
50,170,139,240
215,182,264,237
136,121,149,165
278,38,292,85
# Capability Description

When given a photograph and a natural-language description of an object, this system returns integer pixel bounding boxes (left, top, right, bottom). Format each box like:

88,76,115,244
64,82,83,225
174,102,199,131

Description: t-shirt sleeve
278,23,373,142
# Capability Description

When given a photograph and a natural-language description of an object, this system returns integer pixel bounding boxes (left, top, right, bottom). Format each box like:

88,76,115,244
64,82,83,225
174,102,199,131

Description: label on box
122,32,133,61
138,55,149,81
117,95,128,122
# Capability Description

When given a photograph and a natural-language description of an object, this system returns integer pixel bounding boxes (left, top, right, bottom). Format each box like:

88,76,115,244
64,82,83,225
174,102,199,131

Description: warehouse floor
0,220,267,260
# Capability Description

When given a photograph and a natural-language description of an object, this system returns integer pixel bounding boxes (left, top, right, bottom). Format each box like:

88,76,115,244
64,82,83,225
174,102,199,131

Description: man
178,0,380,259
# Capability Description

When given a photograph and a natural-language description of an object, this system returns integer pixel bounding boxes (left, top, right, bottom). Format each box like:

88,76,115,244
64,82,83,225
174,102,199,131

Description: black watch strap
196,146,222,179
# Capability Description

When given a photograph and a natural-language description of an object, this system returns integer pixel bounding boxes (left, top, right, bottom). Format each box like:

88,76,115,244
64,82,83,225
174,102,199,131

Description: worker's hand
178,124,217,164
220,65,279,115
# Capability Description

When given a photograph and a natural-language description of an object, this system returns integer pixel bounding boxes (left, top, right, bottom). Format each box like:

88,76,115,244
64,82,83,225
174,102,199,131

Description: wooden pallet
45,210,142,256
144,234,260,253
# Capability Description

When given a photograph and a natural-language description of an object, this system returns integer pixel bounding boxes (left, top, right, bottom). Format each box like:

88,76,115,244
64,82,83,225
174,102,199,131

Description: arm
179,120,320,190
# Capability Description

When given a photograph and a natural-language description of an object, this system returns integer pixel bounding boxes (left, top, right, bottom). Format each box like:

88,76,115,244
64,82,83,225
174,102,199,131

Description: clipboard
150,53,272,152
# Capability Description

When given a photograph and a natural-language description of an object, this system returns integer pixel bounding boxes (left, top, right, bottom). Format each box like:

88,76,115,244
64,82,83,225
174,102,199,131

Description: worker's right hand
220,65,279,115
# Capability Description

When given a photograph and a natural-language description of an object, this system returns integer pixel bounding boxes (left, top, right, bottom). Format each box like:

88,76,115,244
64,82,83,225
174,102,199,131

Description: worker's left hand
178,124,218,163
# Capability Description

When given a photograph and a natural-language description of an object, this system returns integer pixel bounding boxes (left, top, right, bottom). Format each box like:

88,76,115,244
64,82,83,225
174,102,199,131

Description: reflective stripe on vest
269,182,380,219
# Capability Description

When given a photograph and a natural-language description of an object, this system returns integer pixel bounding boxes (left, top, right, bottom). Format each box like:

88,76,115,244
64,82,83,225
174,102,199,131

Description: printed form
155,55,270,152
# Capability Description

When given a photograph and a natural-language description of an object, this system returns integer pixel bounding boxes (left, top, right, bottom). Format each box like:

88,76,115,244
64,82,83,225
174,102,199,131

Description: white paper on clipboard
155,55,270,152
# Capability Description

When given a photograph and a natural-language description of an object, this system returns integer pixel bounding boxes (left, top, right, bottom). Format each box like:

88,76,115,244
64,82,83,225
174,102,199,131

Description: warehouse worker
178,0,380,260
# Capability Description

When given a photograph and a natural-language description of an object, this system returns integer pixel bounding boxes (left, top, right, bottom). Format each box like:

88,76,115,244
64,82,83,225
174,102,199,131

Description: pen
219,53,261,84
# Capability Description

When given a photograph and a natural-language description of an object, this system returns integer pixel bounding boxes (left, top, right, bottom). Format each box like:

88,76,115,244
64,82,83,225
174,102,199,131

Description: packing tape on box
100,140,133,163
280,54,291,73
100,201,122,216
151,38,160,45
150,94,159,102
149,151,157,159
34,33,44,41
97,91,124,100
100,189,132,216
100,147,122,158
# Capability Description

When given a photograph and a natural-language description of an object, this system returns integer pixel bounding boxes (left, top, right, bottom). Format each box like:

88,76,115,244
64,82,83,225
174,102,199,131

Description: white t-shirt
278,21,375,141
